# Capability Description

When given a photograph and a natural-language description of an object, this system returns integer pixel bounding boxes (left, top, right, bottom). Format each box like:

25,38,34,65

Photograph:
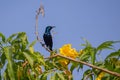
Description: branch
35,3,52,52
45,54,120,77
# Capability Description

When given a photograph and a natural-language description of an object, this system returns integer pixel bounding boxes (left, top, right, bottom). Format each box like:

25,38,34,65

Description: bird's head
45,26,55,33
46,26,55,30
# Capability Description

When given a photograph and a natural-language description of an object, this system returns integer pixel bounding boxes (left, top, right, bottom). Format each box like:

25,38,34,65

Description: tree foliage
0,32,120,80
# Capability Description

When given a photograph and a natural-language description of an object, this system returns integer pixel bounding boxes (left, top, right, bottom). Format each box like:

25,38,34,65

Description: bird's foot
42,43,45,47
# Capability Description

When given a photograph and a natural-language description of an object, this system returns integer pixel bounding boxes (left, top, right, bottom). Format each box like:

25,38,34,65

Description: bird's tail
49,47,52,51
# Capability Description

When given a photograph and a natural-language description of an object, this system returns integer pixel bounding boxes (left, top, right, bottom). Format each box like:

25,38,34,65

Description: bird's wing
43,34,53,50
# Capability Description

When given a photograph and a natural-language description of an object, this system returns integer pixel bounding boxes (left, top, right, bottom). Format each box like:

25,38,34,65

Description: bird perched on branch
43,26,55,51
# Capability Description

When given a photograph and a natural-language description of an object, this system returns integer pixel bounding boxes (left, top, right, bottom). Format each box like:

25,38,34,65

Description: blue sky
0,0,120,79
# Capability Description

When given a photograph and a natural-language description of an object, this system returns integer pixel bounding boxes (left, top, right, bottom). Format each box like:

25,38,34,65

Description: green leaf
45,60,54,70
82,69,93,80
1,53,6,65
0,32,6,42
114,66,120,73
23,50,45,68
29,40,37,47
90,48,96,65
17,32,28,50
3,72,8,80
4,47,15,80
23,52,34,67
29,46,34,53
8,32,28,50
13,51,25,60
78,51,90,62
57,73,66,80
80,39,97,64
95,61,104,67
81,47,96,65
81,38,92,47
40,72,49,80
17,32,26,39
33,52,45,65
7,33,17,43
105,49,120,60
105,58,117,71
70,62,79,73
7,32,29,51
97,41,120,52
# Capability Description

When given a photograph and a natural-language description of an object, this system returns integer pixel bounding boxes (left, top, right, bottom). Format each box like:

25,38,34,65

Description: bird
43,26,55,51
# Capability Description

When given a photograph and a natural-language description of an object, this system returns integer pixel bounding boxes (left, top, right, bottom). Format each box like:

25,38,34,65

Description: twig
35,2,52,52
45,54,120,77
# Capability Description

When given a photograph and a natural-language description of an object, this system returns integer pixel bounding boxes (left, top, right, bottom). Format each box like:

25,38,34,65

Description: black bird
43,26,55,51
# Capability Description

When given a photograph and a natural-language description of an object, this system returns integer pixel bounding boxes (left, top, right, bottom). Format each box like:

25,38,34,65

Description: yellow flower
59,44,78,66
96,72,105,80
59,44,78,59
